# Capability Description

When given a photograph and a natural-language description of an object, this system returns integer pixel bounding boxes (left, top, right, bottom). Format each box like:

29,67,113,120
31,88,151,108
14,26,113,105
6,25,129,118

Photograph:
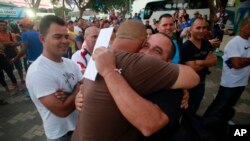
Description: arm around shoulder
171,64,200,89
104,72,169,137
93,48,169,136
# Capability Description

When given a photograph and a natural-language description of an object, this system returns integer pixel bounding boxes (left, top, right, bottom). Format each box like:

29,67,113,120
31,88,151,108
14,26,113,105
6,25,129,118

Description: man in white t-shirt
74,19,83,34
71,26,99,74
26,15,83,141
204,16,250,133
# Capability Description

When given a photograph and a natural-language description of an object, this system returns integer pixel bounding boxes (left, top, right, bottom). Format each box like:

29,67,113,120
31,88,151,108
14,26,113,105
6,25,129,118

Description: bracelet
104,68,122,78
114,68,122,74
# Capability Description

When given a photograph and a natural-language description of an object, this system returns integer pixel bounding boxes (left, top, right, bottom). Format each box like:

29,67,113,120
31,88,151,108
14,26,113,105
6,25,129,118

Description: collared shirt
71,42,91,73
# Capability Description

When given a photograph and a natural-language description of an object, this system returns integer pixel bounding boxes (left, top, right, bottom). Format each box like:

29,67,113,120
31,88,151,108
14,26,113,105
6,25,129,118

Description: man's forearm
185,61,204,72
198,57,217,67
40,87,78,118
54,83,80,117
61,88,78,113
104,71,168,136
231,57,250,69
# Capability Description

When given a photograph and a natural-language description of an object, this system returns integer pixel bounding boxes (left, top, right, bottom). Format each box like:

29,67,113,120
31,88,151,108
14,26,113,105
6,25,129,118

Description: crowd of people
0,7,249,141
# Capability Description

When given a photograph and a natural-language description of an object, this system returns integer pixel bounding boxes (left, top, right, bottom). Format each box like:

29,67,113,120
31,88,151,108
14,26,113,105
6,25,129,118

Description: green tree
51,0,67,18
88,0,134,15
54,7,71,18
59,0,134,19
208,0,229,29
65,0,76,11
24,0,42,12
73,0,92,18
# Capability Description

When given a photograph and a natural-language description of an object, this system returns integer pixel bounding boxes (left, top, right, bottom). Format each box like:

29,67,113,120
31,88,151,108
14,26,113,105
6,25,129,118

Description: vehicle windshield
143,0,208,19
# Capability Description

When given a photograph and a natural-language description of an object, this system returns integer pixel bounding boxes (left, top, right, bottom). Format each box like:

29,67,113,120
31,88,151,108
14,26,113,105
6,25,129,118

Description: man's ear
39,34,45,43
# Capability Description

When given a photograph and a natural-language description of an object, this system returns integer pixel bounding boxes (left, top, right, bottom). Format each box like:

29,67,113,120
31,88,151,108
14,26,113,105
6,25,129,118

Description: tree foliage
63,0,134,18
50,0,67,17
71,0,92,18
59,0,228,20
24,0,42,11
87,0,134,14
54,7,71,17
51,0,59,5
65,0,76,10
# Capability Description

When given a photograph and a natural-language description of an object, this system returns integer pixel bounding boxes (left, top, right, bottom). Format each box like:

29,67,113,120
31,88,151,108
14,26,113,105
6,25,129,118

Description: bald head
84,26,100,53
112,20,147,53
190,17,207,40
84,26,100,38
116,20,146,40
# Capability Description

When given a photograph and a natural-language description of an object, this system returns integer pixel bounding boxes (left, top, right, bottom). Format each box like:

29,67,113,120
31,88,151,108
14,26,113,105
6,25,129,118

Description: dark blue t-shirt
21,30,43,61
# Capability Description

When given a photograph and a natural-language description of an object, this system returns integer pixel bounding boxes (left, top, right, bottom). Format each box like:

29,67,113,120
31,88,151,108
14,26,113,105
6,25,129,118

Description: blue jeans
188,83,205,113
47,131,73,141
203,85,245,122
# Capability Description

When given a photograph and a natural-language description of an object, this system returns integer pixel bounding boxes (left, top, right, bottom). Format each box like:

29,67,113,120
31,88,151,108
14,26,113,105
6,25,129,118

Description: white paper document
83,27,114,81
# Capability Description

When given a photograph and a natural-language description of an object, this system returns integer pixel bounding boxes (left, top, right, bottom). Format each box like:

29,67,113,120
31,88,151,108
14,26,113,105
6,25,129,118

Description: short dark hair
159,14,172,23
240,16,250,28
191,17,205,26
39,15,65,36
146,26,155,34
67,20,73,25
156,32,176,60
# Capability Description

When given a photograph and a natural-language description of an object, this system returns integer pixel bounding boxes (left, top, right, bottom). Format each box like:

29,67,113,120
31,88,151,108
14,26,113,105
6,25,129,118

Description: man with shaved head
71,20,199,141
180,17,217,113
71,26,99,73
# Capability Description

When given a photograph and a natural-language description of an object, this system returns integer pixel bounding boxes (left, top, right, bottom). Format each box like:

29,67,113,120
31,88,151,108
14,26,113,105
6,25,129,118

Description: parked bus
133,0,235,28
132,0,210,22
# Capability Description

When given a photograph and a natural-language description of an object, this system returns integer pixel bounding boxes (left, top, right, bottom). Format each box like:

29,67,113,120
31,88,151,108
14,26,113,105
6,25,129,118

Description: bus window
141,0,209,20
144,7,153,19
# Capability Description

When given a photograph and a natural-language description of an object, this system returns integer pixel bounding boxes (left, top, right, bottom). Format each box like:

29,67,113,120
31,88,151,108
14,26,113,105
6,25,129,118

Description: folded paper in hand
83,27,114,81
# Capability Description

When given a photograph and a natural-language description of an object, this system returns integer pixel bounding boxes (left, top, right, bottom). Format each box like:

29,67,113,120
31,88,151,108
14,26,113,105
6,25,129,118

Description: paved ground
0,83,45,141
0,35,249,140
1,66,249,141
